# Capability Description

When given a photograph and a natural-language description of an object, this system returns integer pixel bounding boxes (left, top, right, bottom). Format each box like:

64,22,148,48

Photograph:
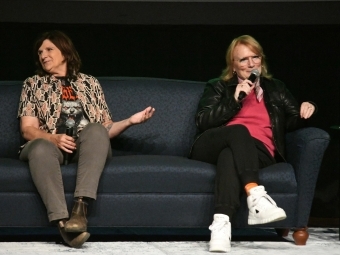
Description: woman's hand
300,102,315,119
105,106,156,139
50,134,76,153
234,79,255,102
20,116,76,153
129,106,156,125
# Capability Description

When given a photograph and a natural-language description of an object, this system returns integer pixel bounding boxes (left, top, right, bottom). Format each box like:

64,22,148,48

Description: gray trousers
20,123,112,222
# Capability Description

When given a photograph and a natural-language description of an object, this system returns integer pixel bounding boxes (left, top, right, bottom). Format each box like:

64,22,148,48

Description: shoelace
250,190,277,209
209,221,229,232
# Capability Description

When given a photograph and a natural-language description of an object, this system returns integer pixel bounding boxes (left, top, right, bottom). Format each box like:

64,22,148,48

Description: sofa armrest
285,127,330,227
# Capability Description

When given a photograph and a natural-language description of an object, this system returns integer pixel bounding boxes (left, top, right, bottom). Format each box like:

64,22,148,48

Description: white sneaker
209,214,231,253
247,185,287,225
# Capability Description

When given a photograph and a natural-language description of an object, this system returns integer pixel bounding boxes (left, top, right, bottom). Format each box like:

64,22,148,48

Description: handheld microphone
237,69,260,101
63,119,75,165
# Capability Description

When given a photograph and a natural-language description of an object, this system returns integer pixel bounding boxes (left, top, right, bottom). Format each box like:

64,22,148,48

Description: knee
218,147,233,160
226,124,251,138
80,123,109,140
228,124,249,133
83,123,107,134
28,139,59,160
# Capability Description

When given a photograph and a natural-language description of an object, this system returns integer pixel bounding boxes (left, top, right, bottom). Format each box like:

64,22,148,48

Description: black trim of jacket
191,75,317,161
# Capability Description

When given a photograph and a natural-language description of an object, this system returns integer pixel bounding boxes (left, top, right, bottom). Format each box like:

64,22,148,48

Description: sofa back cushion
0,77,205,158
0,82,23,158
99,77,205,157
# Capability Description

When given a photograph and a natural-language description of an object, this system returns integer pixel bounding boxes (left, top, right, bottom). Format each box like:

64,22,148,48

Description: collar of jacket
42,73,86,96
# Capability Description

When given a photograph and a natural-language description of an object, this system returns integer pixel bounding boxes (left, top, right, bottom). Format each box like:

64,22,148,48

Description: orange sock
245,183,258,196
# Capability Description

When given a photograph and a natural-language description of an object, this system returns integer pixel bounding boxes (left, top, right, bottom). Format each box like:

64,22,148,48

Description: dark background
0,0,339,223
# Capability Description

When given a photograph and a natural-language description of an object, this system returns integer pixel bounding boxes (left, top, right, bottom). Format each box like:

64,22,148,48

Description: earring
233,70,236,75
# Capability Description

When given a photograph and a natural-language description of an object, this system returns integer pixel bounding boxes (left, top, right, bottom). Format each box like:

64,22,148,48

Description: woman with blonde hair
190,35,316,253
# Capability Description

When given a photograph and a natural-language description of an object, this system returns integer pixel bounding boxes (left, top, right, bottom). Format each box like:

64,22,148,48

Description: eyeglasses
235,56,261,66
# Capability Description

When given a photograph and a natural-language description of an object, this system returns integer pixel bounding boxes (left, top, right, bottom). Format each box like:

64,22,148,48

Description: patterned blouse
17,73,112,135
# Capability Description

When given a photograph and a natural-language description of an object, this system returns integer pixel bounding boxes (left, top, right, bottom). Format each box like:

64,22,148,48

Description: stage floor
0,228,339,255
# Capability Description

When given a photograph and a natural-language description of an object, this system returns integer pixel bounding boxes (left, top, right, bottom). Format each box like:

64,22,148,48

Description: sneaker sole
248,210,287,225
209,241,231,253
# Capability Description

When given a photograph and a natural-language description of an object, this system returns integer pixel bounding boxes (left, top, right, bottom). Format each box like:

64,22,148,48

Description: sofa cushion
99,77,205,157
97,155,216,193
259,162,297,193
0,82,22,159
0,158,36,192
0,78,207,159
0,156,297,194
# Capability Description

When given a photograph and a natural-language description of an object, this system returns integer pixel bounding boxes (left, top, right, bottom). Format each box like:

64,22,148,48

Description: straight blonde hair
221,35,272,81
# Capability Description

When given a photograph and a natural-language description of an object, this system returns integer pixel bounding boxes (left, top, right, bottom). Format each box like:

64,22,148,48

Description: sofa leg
292,227,309,245
275,228,289,237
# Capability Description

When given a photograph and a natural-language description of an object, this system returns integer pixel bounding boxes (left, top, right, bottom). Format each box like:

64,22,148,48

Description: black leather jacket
193,76,316,161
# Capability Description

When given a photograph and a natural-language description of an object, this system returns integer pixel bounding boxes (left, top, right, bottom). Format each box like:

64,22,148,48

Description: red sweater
226,89,275,157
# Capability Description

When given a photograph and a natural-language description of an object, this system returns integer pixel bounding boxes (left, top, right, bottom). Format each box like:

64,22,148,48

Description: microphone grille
251,69,260,77
65,119,75,128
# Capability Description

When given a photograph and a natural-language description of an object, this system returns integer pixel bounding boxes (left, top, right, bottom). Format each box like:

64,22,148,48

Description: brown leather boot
64,198,88,232
58,220,90,248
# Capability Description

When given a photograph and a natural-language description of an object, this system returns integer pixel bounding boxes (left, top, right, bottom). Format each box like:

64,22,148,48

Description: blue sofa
0,77,330,244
